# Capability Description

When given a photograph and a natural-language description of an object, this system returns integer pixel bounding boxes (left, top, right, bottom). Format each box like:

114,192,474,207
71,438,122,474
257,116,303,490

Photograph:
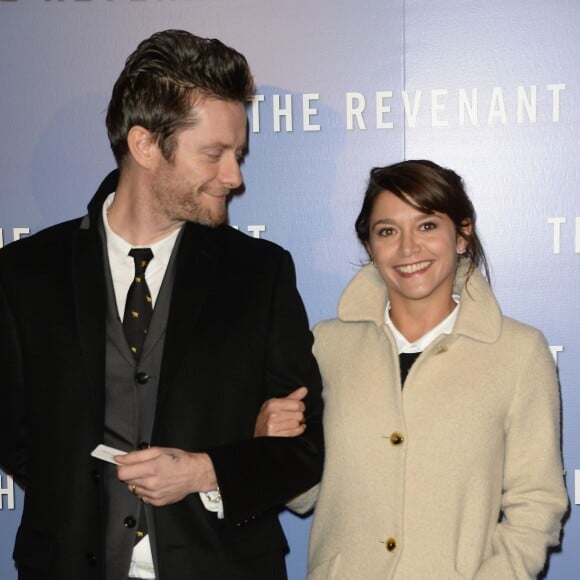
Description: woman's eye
378,227,394,237
420,221,437,231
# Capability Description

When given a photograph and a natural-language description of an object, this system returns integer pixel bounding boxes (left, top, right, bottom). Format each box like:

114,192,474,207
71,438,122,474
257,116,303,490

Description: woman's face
366,190,468,312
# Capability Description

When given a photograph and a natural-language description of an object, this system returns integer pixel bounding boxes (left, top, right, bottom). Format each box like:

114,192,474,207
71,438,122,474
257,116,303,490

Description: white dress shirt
384,295,460,354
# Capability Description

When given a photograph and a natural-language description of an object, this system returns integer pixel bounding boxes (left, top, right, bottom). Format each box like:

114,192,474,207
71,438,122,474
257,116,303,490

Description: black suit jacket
0,171,324,580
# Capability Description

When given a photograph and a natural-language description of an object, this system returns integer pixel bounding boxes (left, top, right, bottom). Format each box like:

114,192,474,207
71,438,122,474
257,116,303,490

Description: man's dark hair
106,29,255,165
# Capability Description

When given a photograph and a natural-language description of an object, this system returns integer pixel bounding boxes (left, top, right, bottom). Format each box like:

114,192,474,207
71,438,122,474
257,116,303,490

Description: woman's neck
389,296,457,343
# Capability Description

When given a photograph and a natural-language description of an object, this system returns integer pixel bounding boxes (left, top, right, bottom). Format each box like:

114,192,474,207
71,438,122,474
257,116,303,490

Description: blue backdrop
1,1,578,578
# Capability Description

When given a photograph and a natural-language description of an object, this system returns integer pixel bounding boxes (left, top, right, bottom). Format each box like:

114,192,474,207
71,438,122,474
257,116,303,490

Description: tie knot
129,248,153,275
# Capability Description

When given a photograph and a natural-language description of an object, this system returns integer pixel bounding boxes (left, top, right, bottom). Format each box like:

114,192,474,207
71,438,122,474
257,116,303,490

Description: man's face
151,98,247,228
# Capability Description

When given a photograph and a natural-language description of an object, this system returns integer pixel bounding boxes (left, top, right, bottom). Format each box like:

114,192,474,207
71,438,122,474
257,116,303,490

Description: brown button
385,537,397,551
390,432,404,445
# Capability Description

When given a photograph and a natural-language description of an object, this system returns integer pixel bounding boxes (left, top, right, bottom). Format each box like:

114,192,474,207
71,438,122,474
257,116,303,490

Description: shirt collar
385,295,461,354
102,192,182,270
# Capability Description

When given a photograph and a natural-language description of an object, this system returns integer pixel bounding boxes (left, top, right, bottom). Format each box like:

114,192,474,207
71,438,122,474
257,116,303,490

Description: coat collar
71,172,115,407
338,261,502,344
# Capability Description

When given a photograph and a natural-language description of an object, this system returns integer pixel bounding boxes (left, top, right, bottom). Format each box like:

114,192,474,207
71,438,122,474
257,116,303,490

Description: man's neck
107,171,183,246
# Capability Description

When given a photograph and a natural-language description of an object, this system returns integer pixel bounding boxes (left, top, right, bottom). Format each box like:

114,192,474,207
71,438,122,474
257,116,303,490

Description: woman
257,160,567,579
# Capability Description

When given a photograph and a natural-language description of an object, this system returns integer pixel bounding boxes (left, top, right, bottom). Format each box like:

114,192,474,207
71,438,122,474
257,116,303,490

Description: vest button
124,516,137,528
385,537,397,551
135,372,150,384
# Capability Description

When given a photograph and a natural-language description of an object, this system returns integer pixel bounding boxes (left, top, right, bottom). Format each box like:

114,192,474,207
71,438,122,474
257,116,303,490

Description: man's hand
115,447,217,506
254,386,307,437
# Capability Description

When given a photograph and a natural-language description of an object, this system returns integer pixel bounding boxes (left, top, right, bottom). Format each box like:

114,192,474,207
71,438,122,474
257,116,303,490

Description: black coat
0,171,324,580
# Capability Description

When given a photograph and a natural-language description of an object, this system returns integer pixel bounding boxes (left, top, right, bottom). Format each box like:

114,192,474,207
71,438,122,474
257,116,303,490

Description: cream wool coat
290,264,567,579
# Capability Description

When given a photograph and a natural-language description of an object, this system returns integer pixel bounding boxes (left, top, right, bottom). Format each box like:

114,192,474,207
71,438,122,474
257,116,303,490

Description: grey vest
101,236,179,580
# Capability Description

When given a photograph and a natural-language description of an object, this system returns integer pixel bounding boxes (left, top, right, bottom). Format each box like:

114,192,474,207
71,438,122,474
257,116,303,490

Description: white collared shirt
384,295,460,355
102,193,181,320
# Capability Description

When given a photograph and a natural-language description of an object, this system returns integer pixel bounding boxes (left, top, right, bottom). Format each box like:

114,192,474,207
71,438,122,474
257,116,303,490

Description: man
0,30,323,580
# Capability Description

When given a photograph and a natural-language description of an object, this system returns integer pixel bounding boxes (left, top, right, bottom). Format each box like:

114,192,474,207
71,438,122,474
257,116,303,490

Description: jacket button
124,516,137,528
86,552,97,565
138,441,151,450
390,432,404,445
91,469,100,483
135,372,150,384
385,537,397,551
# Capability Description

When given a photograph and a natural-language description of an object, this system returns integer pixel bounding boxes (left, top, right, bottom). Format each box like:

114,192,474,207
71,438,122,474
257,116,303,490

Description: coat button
91,469,100,483
138,441,151,450
124,516,137,528
135,372,150,385
385,537,397,551
86,552,97,565
390,432,404,445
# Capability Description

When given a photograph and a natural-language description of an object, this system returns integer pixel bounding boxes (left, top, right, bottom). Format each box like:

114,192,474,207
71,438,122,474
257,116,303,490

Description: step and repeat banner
1,1,577,578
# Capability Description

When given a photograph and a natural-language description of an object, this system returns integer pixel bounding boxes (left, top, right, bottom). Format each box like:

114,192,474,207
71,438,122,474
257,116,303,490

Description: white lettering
431,89,449,127
548,217,566,254
402,90,422,128
273,94,293,133
549,345,563,365
0,474,15,510
13,227,30,241
488,87,507,125
230,225,267,239
459,88,478,126
303,94,320,132
254,84,565,133
516,85,537,124
376,91,394,129
346,92,366,130
0,227,32,249
246,225,266,239
250,95,265,133
547,83,565,122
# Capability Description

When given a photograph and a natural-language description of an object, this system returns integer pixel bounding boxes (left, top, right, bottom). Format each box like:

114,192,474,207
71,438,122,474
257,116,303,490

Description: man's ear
126,125,159,170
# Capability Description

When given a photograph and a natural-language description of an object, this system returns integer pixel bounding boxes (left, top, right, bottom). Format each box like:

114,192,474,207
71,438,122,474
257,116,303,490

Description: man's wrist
190,452,218,493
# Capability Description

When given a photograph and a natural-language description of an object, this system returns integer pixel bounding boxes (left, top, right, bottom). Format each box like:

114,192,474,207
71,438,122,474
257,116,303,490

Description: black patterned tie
123,248,154,360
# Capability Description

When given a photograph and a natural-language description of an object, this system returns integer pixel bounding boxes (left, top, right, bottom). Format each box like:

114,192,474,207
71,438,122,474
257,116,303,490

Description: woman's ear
457,219,473,254
365,243,376,266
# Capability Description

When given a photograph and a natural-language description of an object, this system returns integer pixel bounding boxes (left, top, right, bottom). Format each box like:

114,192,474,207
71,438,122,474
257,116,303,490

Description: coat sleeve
0,273,28,486
473,330,568,579
206,250,324,524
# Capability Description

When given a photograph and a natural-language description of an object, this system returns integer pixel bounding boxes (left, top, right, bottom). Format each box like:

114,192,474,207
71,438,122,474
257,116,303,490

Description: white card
91,444,127,464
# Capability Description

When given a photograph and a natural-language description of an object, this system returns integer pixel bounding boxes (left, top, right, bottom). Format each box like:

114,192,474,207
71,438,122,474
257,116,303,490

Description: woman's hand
254,386,308,437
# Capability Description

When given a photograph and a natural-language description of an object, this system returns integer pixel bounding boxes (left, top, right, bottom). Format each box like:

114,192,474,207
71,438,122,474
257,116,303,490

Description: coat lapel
71,171,118,417
158,222,220,390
